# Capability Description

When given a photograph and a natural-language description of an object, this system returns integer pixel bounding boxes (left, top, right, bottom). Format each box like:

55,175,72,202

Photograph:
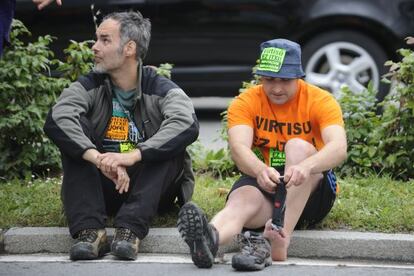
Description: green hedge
0,20,94,180
339,39,414,180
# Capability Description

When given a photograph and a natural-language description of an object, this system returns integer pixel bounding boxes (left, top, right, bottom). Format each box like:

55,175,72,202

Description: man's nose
92,42,99,52
272,85,283,93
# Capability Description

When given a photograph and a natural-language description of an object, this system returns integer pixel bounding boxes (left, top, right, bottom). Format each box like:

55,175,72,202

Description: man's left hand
284,164,311,188
97,150,140,174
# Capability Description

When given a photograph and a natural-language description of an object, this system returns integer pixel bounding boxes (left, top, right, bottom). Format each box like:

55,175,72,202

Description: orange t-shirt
227,79,344,167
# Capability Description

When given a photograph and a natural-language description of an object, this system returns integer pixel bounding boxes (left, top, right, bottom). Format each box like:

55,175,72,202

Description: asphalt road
1,254,413,276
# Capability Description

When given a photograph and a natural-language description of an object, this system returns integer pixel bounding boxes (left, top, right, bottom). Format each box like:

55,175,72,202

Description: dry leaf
217,187,230,197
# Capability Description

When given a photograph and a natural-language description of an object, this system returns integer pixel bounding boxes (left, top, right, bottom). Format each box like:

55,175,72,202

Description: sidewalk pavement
1,227,413,263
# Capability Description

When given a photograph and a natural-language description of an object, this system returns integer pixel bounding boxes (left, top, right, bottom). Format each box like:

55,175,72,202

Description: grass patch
0,174,413,233
320,176,414,233
0,177,66,227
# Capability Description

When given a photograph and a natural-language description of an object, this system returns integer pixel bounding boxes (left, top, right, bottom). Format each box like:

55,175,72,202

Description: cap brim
255,69,305,79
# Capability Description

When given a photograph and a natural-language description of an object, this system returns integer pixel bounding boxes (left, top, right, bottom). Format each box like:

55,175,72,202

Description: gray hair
103,11,151,60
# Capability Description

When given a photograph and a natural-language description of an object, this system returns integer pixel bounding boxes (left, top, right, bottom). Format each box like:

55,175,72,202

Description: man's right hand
256,166,282,193
82,149,130,194
101,166,130,194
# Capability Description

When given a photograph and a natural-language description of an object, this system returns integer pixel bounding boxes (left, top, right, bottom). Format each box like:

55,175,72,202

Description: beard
93,63,107,73
92,50,125,74
93,44,126,74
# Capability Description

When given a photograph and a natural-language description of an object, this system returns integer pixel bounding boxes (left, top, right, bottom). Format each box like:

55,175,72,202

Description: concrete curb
0,229,4,254
2,227,414,262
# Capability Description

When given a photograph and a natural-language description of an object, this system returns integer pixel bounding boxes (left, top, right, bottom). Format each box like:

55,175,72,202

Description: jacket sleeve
43,81,97,160
137,88,199,161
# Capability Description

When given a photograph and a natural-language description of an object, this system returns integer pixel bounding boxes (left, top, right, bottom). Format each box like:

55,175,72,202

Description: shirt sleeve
227,89,256,130
313,93,344,130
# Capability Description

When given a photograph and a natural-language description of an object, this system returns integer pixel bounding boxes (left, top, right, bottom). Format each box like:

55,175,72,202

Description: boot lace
115,228,137,242
236,231,270,259
77,229,98,243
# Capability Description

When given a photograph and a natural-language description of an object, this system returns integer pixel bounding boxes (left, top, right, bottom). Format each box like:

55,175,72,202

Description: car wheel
302,30,389,101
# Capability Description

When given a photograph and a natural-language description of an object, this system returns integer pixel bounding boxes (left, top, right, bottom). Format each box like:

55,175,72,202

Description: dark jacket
0,0,15,56
44,63,199,204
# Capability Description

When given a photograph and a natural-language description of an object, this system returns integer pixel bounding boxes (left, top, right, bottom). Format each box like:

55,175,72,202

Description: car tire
302,30,389,101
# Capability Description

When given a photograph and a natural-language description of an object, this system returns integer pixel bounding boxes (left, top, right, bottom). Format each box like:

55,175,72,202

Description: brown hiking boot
232,231,272,271
70,229,110,260
111,228,140,260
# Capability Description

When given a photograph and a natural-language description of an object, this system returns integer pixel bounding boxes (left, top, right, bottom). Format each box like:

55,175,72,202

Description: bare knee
212,186,271,229
225,189,264,217
285,138,317,164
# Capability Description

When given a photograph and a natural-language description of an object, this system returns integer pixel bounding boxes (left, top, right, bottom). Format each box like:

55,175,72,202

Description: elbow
229,143,239,163
188,114,200,143
43,111,58,141
190,123,199,143
338,143,348,163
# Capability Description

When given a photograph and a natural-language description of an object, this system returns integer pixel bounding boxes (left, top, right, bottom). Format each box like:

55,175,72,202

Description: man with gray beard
44,11,199,261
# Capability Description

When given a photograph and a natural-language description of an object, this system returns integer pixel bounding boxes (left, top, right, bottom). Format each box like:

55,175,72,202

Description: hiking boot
177,202,219,268
231,231,272,271
69,229,110,260
111,228,140,260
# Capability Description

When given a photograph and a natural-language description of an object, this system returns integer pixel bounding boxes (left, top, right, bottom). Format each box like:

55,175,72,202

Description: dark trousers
60,118,184,240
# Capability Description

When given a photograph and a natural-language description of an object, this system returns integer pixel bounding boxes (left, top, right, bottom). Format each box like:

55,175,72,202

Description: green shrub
56,39,95,81
339,38,414,180
0,20,95,181
188,141,236,178
0,20,67,180
337,83,382,176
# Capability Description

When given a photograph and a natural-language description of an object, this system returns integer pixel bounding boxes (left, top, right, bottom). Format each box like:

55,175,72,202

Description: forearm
127,149,142,165
299,141,347,174
82,148,101,166
138,123,198,161
230,144,268,178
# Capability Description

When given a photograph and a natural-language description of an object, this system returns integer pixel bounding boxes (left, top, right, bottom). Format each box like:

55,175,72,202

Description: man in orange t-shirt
177,39,347,271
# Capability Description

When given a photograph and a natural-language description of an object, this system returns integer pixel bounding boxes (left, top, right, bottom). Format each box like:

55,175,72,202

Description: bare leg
266,138,322,261
210,138,322,261
210,185,273,245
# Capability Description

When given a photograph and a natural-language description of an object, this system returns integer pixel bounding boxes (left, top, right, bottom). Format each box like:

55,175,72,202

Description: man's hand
256,166,282,193
97,150,141,174
32,0,62,10
284,164,311,188
114,166,130,194
101,166,130,194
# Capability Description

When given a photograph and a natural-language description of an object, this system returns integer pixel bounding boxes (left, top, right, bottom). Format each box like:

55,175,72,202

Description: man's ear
124,41,137,57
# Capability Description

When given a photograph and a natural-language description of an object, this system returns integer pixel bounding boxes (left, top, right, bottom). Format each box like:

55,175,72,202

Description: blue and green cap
256,39,305,79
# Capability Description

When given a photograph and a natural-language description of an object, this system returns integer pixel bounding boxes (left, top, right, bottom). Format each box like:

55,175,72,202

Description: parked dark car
15,0,414,100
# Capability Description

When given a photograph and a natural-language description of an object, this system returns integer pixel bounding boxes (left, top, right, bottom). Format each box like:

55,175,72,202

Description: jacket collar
135,59,143,100
102,59,143,102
